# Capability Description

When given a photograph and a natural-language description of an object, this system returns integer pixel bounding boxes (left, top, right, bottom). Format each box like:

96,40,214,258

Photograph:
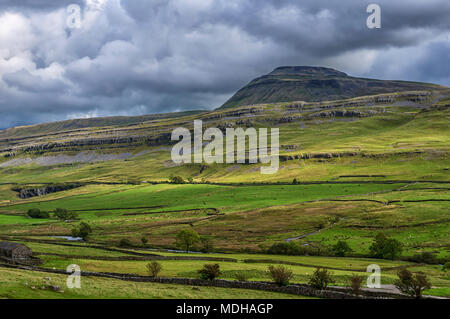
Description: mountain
220,66,447,109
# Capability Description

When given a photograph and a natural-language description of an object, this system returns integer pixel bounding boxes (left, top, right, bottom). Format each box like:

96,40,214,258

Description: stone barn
0,242,33,260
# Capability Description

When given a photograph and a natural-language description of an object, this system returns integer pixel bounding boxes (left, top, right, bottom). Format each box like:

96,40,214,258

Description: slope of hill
220,66,447,109
0,76,449,299
0,110,207,139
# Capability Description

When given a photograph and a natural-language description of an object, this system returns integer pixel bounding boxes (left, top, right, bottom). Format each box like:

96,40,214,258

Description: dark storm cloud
0,0,449,129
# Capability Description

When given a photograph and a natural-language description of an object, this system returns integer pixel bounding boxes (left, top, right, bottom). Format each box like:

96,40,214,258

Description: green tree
146,261,162,278
53,208,77,220
198,264,221,281
176,229,200,252
141,237,148,246
395,269,431,299
200,236,214,253
332,240,352,257
170,175,185,184
72,222,92,241
369,233,402,260
27,208,49,219
308,268,334,290
443,262,450,272
268,265,293,286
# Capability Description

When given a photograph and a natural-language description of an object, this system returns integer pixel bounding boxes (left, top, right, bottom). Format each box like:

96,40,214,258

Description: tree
146,261,162,277
267,242,304,256
369,233,402,260
292,178,299,185
72,222,92,240
200,236,214,253
141,237,148,246
176,229,200,252
443,262,450,272
119,238,132,247
268,265,293,286
27,208,49,219
308,268,334,290
170,175,185,184
332,240,352,257
395,268,431,299
53,208,77,220
198,264,221,281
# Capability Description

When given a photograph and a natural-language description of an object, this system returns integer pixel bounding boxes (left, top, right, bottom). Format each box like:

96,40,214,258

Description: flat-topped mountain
220,66,447,108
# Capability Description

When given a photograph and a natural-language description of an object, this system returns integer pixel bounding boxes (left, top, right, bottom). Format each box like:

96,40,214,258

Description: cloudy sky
0,0,449,129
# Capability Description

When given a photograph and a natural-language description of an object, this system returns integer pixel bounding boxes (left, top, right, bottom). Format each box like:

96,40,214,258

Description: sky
0,0,449,129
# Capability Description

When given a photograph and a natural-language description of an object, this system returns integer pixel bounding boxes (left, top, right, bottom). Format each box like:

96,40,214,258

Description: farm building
0,241,33,260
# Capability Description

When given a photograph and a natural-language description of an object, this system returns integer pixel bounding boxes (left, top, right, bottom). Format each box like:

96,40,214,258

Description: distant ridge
220,66,446,108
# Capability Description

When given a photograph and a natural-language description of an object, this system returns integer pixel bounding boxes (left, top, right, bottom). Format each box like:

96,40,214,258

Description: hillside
220,66,447,109
0,74,449,299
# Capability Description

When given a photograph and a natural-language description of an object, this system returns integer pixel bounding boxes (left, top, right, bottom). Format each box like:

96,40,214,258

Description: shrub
331,240,352,257
71,222,92,240
200,236,214,253
350,275,364,295
176,229,200,252
146,261,162,278
141,237,148,246
292,178,299,185
234,272,250,282
53,208,77,220
443,262,450,272
27,208,49,219
395,268,431,299
369,233,402,260
198,264,221,281
267,242,303,256
267,265,293,287
308,268,334,290
170,175,185,184
119,238,132,247
410,252,438,264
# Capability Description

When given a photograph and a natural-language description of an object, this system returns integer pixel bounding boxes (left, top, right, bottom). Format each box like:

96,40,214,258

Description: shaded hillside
220,66,447,109
0,110,207,139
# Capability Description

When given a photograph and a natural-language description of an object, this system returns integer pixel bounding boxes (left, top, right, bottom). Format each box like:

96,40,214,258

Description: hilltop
220,66,447,109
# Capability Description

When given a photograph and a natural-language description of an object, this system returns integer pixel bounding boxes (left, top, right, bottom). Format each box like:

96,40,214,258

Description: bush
369,233,402,260
410,252,438,264
267,242,303,255
141,237,148,246
443,262,450,272
198,264,221,281
146,261,162,277
350,275,364,295
200,236,214,253
27,208,49,219
71,222,92,240
170,175,185,184
234,272,250,282
119,238,132,247
267,265,293,286
176,229,200,252
395,268,431,299
53,208,77,220
331,240,352,257
308,268,334,290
